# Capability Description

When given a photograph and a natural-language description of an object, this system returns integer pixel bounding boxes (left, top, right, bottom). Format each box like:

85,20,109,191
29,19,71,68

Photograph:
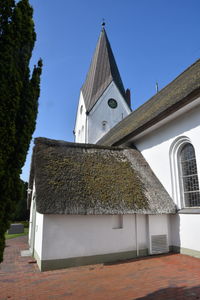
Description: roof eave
112,87,200,146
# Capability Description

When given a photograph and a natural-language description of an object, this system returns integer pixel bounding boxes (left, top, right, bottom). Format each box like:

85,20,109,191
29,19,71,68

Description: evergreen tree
12,180,29,221
0,0,42,262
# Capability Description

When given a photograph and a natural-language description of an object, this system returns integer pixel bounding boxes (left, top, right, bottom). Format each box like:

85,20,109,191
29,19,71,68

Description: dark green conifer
0,0,42,262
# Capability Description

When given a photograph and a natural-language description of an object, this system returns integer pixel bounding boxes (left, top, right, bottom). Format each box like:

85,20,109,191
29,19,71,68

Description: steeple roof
81,27,127,112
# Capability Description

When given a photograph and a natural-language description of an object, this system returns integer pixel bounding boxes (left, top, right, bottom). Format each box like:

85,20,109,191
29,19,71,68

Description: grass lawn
5,227,29,240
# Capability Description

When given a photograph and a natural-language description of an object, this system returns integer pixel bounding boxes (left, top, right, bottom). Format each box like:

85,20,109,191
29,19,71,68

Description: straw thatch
28,138,176,215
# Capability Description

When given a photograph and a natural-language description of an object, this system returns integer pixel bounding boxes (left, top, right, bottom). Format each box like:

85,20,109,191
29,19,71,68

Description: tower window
102,121,107,131
179,143,200,207
108,98,118,109
80,105,83,114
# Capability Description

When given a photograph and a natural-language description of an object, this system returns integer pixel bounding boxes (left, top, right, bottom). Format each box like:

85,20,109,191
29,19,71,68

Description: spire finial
101,19,105,29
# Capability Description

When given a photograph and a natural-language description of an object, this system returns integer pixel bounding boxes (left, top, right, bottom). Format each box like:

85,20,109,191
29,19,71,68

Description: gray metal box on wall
7,223,24,234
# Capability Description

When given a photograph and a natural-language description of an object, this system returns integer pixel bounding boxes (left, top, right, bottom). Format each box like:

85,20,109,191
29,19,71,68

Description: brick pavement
1,236,200,299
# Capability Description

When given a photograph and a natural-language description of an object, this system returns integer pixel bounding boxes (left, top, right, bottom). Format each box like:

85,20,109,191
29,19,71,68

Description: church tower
74,24,131,144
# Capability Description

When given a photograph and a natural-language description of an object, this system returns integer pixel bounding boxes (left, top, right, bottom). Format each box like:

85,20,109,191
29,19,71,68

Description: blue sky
21,0,200,181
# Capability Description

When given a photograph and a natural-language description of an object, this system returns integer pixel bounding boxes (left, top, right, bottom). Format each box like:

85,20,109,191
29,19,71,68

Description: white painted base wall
31,214,171,262
28,197,34,246
149,215,170,237
34,212,44,258
171,214,200,252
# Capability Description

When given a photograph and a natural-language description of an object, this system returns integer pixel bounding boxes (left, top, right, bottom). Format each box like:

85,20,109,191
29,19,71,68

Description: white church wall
134,99,200,254
137,214,148,250
170,214,180,247
148,215,171,255
28,197,34,245
171,214,200,253
74,91,87,143
41,214,147,261
134,100,200,204
34,212,44,260
28,182,36,244
177,214,200,252
87,81,131,144
148,215,169,236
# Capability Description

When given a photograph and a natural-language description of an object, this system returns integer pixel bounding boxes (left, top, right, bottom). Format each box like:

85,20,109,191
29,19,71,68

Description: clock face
108,98,118,109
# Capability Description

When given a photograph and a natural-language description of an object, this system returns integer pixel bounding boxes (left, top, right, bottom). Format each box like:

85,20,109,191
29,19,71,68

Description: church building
28,25,200,271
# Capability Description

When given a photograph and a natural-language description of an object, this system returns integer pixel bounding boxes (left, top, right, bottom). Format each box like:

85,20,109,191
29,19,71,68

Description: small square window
112,215,123,229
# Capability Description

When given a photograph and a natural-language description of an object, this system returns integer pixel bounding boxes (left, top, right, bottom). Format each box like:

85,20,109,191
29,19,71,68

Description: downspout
135,214,139,257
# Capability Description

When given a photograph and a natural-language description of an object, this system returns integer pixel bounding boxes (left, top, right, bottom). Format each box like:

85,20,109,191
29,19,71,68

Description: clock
108,98,118,109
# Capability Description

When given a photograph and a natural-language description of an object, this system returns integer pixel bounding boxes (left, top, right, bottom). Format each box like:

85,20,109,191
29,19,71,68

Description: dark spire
81,27,128,112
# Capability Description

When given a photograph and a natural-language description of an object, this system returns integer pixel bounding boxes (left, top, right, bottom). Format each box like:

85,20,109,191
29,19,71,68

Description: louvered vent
151,235,168,254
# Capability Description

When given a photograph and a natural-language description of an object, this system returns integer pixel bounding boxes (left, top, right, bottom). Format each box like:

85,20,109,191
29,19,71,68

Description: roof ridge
34,137,128,151
132,58,200,112
123,58,200,120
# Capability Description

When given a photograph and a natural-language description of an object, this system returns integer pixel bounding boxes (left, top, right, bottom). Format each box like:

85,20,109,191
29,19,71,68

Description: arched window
170,137,200,209
179,143,200,207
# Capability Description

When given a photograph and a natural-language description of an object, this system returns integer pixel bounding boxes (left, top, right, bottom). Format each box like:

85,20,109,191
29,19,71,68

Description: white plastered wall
87,81,131,144
28,180,44,260
28,181,36,247
134,98,200,252
28,196,34,245
74,91,87,143
148,215,171,252
148,215,170,236
171,214,200,250
137,214,148,250
41,214,148,261
34,212,44,259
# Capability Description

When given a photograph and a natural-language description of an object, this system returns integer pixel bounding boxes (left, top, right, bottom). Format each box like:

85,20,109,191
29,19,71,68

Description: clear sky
21,0,200,181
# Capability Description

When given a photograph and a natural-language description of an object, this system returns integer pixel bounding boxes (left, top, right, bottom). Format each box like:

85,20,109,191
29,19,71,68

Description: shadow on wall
136,285,200,299
170,214,181,253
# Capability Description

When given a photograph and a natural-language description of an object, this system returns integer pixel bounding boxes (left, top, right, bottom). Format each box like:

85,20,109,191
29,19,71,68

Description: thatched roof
98,59,200,146
28,138,176,215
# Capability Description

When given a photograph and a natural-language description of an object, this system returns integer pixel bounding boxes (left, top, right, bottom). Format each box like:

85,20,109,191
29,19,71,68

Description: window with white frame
170,137,200,209
179,143,200,207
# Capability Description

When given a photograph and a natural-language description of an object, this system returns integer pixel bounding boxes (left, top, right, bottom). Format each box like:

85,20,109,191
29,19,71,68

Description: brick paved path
1,236,200,299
